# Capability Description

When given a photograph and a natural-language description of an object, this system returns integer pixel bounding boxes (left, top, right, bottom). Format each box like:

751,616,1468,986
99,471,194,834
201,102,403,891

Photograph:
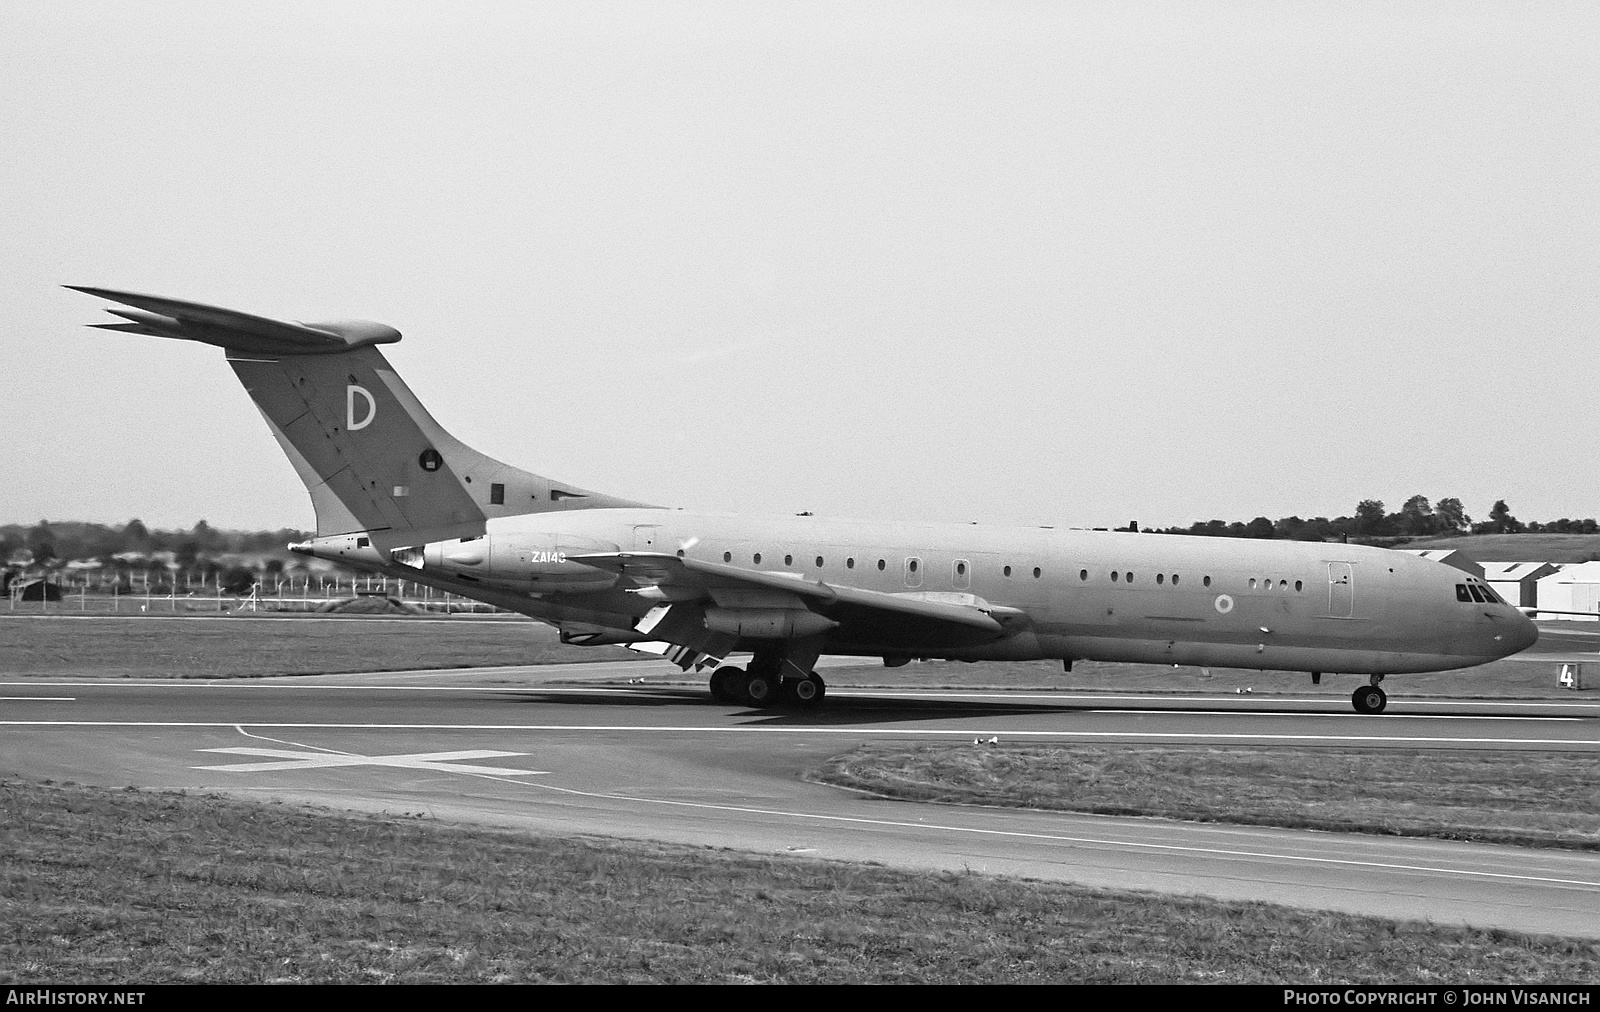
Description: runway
4,660,1599,940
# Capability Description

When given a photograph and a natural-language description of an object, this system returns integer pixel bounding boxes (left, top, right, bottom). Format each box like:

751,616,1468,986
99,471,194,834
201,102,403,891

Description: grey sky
4,2,1597,533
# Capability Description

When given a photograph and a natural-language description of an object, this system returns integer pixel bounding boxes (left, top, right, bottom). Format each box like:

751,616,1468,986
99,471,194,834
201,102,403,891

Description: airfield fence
5,572,509,616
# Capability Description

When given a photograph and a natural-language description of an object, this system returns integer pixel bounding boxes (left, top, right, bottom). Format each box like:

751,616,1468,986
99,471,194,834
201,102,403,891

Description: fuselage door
1328,562,1354,618
905,556,923,589
633,525,659,550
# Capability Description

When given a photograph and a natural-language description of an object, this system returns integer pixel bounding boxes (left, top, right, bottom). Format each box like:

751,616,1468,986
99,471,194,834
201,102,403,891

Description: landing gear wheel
1351,685,1387,714
709,666,744,704
780,672,827,708
744,670,780,707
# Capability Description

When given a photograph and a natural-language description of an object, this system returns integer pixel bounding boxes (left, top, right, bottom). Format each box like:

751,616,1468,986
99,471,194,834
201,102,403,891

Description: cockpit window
1456,584,1471,602
1466,584,1486,603
1476,582,1505,605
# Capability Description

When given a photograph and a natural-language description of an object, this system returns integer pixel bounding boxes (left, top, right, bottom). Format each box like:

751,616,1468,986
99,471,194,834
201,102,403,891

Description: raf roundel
1214,594,1235,614
418,448,444,472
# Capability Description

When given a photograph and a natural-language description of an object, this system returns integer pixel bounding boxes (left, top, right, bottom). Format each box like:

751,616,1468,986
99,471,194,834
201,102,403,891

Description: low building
1536,561,1600,621
1482,562,1561,609
16,579,62,602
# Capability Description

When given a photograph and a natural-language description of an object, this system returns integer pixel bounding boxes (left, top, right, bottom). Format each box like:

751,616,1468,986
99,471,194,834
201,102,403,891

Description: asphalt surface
4,652,1600,941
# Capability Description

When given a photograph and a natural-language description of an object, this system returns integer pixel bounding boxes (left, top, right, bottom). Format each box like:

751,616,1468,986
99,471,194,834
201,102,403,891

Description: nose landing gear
1351,675,1388,714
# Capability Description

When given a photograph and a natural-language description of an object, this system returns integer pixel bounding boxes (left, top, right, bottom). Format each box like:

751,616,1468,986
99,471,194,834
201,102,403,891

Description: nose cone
1501,610,1540,657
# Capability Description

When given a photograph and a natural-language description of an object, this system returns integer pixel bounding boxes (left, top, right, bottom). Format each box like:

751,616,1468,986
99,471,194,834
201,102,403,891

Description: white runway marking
8,720,1598,747
6,680,1597,711
194,746,546,776
0,696,74,701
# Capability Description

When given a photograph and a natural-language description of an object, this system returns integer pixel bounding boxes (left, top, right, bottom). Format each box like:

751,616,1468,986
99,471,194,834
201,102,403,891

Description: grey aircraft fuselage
308,507,1536,676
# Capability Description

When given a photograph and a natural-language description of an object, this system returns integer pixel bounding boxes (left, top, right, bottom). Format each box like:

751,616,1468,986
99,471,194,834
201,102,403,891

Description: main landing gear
1351,675,1388,714
707,660,827,709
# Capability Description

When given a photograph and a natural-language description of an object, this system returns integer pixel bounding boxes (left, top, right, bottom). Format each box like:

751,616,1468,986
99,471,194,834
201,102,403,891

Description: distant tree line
5,501,1598,568
1157,497,1600,542
0,519,310,569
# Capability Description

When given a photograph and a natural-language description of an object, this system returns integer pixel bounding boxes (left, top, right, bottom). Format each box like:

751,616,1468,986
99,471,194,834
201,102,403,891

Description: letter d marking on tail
347,384,376,431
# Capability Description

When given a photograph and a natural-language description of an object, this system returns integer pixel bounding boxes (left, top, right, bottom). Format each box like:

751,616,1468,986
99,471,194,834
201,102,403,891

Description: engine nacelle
392,533,619,593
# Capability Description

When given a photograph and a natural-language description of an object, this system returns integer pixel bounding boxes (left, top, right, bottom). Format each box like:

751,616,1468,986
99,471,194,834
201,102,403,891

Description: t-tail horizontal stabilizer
65,286,402,357
69,286,648,541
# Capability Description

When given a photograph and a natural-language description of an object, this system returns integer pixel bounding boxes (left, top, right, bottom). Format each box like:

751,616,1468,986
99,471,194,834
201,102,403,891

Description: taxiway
4,660,1599,940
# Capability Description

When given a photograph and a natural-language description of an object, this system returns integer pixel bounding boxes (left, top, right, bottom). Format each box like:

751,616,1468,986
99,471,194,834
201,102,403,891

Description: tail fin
70,287,646,540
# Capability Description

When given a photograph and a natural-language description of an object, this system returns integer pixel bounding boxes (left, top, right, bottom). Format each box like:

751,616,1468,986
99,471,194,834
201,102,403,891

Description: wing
570,552,1027,657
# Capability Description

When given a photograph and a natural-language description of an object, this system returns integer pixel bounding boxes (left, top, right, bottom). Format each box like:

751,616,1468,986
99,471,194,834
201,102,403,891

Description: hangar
1535,561,1600,620
1481,562,1560,610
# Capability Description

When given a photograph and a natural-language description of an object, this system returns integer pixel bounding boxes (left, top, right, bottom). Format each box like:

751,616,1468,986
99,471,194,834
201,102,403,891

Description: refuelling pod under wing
702,607,838,639
392,534,620,593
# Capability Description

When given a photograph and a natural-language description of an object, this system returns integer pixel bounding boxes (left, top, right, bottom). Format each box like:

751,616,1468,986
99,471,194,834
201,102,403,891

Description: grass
1403,533,1600,564
0,614,640,678
3,778,1596,984
810,744,1600,851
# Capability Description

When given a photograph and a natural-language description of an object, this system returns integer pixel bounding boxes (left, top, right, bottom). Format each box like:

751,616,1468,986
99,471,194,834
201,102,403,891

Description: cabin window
1127,572,1135,584
1249,578,1258,589
784,554,793,566
1172,574,1180,586
908,559,919,573
1203,576,1212,587
815,556,824,568
1080,569,1088,581
1294,580,1302,592
1004,565,1012,577
847,558,855,569
490,483,505,505
1033,567,1042,579
953,559,971,590
877,559,886,571
753,553,762,564
1157,574,1164,585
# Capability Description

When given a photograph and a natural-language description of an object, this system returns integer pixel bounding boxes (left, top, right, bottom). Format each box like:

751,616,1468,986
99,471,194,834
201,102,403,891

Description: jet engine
390,533,619,593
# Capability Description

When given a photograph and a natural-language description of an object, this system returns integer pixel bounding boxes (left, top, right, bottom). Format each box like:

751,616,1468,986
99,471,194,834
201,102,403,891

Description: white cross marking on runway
193,747,546,776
